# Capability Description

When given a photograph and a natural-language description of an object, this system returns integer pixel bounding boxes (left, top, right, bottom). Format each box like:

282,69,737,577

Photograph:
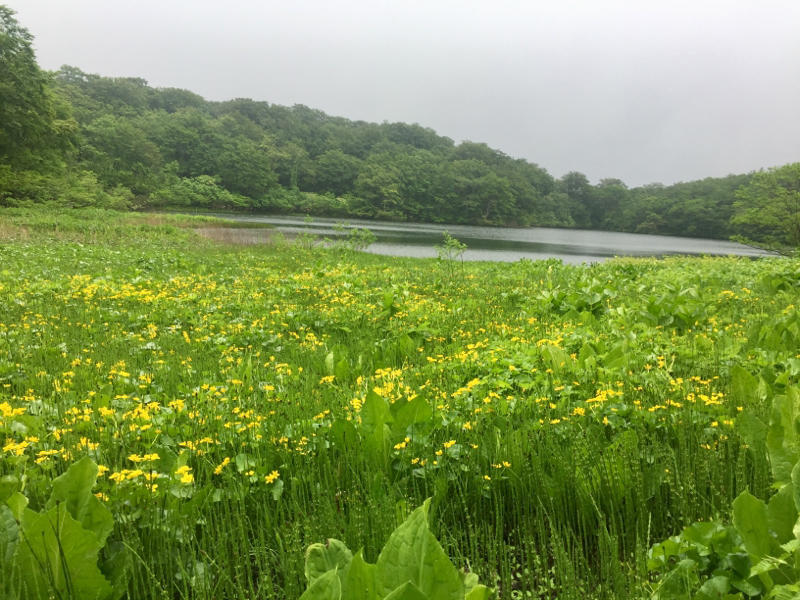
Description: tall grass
0,208,795,598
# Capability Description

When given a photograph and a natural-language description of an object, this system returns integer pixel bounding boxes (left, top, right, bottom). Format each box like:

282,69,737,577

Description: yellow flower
2,439,29,456
175,465,194,484
213,457,231,475
264,469,280,484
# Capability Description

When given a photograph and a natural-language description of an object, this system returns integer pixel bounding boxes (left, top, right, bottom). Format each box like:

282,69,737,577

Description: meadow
1,208,798,599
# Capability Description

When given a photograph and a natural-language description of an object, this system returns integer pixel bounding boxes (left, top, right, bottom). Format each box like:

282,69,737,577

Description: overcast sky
6,0,800,186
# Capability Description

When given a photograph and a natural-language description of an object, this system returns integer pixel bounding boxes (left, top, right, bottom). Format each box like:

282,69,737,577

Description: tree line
1,6,798,247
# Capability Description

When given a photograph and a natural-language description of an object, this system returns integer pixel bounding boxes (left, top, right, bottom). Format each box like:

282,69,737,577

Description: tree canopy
0,4,798,248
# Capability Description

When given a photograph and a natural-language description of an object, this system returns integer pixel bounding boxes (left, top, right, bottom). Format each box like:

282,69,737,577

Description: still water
211,214,773,264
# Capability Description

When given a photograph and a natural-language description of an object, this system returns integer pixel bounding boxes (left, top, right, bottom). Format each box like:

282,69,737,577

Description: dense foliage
1,207,799,599
0,6,798,246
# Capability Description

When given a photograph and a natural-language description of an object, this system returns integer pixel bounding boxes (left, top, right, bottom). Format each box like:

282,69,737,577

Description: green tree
0,6,75,168
732,163,800,247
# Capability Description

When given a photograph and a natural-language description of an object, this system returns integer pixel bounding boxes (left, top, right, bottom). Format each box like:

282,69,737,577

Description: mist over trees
1,5,798,247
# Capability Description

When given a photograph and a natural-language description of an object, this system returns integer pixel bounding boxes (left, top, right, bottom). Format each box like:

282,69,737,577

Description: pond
209,214,773,264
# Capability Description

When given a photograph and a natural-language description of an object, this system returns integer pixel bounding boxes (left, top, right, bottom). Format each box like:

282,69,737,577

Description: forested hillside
1,6,798,246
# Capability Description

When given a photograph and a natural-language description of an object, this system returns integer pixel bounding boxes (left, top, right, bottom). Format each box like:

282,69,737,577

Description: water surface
210,214,772,264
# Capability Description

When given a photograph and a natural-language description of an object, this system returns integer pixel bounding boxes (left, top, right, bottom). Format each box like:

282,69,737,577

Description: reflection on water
207,214,774,264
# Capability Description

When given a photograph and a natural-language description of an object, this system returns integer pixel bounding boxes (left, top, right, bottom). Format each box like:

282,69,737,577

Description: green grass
0,208,797,599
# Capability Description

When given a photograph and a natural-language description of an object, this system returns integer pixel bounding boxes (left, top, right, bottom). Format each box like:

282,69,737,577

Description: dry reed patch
0,223,29,241
194,227,281,245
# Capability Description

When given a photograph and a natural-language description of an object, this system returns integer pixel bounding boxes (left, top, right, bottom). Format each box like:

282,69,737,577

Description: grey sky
6,0,800,186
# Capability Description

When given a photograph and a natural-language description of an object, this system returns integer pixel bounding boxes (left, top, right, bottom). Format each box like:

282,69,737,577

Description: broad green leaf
46,457,113,545
460,571,479,591
730,365,758,405
730,576,762,596
383,581,430,600
542,344,570,376
81,495,114,546
465,584,492,600
391,395,432,439
733,492,773,560
361,391,393,461
16,504,113,600
343,549,379,600
375,499,463,600
0,475,20,502
695,575,730,600
768,390,800,483
325,351,335,375
299,568,341,600
736,412,767,450
767,583,800,599
335,357,350,381
331,419,359,453
305,539,352,584
47,455,98,521
0,504,18,565
101,541,132,600
769,483,798,543
792,456,800,513
6,491,28,521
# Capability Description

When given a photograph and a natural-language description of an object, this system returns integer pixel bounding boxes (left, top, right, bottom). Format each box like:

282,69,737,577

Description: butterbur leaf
460,571,479,590
343,550,379,600
16,504,113,600
271,478,284,501
791,461,800,513
299,568,341,600
733,492,774,560
47,455,98,521
767,391,800,484
730,366,758,406
730,576,761,596
375,499,463,600
694,575,730,600
383,581,430,600
0,504,19,565
46,457,113,545
465,584,492,600
768,483,798,544
0,475,20,502
305,539,353,584
391,395,432,440
101,541,133,600
361,391,393,460
6,491,28,521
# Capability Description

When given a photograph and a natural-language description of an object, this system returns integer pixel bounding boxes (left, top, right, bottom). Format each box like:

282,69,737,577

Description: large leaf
343,549,379,600
768,483,799,544
694,575,730,599
15,504,113,600
0,504,18,571
298,568,341,600
767,390,800,483
101,541,133,600
46,456,113,545
375,499,463,600
730,365,758,405
733,492,774,561
47,455,97,519
361,390,393,461
391,395,432,440
383,581,430,600
305,539,353,584
465,584,492,600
